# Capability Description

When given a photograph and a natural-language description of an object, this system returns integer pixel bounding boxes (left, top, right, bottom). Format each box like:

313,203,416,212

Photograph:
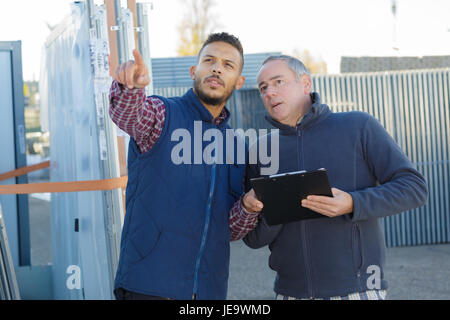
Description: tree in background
292,48,328,74
177,0,221,56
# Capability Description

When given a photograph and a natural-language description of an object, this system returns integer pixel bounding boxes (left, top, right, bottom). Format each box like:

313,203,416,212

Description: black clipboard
250,168,333,226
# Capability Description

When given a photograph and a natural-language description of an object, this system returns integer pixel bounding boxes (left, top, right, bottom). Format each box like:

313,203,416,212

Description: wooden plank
105,0,128,215
127,0,139,50
117,136,128,177
105,0,119,77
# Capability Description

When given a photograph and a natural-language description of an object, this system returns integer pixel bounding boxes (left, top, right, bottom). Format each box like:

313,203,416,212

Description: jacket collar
183,88,231,127
264,92,331,134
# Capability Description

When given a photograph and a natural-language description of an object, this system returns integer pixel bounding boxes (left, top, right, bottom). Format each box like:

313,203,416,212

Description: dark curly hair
198,32,244,71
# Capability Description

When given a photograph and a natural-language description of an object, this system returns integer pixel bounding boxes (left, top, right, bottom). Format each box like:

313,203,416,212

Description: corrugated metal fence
155,68,450,247
314,69,450,247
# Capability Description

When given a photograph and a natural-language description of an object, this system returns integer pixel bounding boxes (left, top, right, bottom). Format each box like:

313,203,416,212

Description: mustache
204,74,224,86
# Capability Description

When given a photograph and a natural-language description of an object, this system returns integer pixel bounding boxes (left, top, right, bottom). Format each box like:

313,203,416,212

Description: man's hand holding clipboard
241,189,264,213
301,187,354,218
247,168,354,225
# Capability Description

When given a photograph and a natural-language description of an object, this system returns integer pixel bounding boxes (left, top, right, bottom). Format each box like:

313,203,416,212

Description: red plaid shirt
109,80,260,241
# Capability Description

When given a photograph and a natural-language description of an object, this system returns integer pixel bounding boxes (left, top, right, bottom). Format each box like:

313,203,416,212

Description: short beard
193,78,233,107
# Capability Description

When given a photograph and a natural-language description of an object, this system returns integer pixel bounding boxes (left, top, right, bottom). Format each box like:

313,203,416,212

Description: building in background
340,55,450,73
24,81,49,161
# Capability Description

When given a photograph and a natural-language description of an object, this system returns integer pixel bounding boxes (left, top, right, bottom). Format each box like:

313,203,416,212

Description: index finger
132,49,145,66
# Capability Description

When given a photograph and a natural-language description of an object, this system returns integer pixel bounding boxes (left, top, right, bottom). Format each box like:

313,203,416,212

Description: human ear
302,74,312,94
235,76,245,90
189,65,196,80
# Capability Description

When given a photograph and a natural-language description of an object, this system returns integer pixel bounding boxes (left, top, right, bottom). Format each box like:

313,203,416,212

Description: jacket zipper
192,141,217,299
302,221,314,299
354,223,363,282
297,128,313,298
296,127,301,167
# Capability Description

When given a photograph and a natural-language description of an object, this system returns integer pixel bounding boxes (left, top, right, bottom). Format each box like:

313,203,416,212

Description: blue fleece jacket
243,92,428,299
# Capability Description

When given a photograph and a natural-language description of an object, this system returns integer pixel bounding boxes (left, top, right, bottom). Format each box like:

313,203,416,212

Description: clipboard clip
269,168,325,179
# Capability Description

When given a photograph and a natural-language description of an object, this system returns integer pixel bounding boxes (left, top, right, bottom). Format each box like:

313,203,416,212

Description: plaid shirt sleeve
109,80,166,154
229,196,261,241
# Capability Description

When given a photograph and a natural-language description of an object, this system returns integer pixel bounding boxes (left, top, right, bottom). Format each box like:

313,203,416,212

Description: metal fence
155,68,450,248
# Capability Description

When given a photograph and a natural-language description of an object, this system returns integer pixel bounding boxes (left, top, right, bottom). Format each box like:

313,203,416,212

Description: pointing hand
114,49,151,89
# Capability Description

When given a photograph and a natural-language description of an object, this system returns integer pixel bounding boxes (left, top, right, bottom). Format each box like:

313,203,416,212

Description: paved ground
29,196,52,266
28,197,450,300
227,239,450,300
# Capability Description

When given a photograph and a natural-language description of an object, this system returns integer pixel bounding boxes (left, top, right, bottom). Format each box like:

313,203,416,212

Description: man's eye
277,79,284,84
226,63,233,69
259,86,267,93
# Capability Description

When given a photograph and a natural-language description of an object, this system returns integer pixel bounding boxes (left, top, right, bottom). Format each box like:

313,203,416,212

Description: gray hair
260,55,311,80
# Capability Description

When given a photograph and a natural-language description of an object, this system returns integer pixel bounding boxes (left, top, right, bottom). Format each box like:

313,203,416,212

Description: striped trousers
275,290,387,300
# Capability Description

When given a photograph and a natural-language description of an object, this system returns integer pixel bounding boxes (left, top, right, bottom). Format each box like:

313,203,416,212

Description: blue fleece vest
114,89,245,300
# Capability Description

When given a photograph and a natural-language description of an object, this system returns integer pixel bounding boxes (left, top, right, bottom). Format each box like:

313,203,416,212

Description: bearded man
109,32,258,300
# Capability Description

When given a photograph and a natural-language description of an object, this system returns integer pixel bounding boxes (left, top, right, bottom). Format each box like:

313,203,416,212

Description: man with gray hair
234,55,428,300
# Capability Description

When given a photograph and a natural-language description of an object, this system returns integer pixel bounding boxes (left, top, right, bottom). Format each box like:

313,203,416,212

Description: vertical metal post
86,0,124,298
0,205,21,300
104,0,119,76
105,0,128,206
136,2,154,96
127,0,139,49
85,0,95,29
10,41,30,267
114,0,126,64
